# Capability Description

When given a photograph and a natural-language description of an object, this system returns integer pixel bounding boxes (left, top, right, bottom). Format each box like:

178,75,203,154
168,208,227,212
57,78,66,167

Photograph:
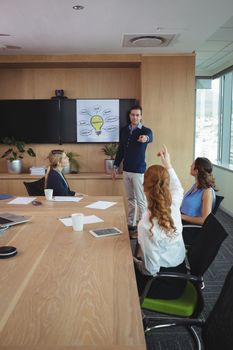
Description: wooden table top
0,196,146,350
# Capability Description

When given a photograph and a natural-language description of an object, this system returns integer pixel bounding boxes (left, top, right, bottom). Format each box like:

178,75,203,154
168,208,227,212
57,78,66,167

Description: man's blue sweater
114,125,153,173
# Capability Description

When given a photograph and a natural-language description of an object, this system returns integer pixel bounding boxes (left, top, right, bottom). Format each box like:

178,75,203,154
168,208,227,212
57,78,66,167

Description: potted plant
101,143,118,174
63,152,80,174
0,137,36,174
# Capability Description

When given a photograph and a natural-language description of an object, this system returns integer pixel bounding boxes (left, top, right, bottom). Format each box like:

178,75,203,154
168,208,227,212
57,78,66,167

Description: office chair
143,264,233,350
23,177,45,196
141,214,228,348
182,194,225,246
212,194,224,215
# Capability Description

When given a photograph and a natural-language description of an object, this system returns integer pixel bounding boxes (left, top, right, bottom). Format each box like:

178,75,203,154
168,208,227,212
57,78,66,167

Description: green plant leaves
1,148,13,159
101,143,118,160
0,137,36,160
66,152,80,172
27,148,36,157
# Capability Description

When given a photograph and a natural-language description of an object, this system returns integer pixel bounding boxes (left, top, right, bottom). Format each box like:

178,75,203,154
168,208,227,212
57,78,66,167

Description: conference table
0,196,146,350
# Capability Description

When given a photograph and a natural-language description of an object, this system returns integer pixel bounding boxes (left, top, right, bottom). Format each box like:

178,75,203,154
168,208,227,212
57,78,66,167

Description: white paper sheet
8,197,37,205
53,196,83,202
59,215,104,227
85,201,117,210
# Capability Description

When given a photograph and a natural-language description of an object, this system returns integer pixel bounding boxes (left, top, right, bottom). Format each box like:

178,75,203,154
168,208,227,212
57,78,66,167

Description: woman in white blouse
134,145,187,299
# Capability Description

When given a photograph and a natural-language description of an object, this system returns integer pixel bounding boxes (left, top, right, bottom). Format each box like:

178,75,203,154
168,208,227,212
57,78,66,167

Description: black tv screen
60,99,77,143
0,100,59,143
0,98,138,144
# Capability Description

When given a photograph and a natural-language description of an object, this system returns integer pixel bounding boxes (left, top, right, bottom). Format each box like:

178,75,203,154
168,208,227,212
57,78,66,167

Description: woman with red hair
134,145,186,299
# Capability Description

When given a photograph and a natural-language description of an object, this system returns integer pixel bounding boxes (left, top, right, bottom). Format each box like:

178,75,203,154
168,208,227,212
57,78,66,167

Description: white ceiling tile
195,51,217,60
196,58,205,66
202,51,231,66
221,42,233,51
198,40,232,51
204,51,233,69
209,28,233,41
221,15,233,27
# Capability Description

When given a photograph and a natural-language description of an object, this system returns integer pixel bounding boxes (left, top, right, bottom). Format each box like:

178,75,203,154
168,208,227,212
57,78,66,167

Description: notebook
0,213,30,228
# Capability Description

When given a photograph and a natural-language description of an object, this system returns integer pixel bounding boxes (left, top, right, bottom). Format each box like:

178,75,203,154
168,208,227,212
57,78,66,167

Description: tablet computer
89,227,122,238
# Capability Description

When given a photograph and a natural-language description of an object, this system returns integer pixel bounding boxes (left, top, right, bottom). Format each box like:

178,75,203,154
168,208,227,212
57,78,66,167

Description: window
195,72,233,170
230,83,233,165
195,78,221,162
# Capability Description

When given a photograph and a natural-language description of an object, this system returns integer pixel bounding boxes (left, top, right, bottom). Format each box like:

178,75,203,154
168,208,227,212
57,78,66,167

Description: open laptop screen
0,217,13,225
0,213,30,227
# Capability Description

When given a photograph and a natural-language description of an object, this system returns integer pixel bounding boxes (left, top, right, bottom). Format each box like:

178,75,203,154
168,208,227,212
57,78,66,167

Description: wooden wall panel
0,68,140,99
140,55,195,190
0,55,195,193
0,67,140,172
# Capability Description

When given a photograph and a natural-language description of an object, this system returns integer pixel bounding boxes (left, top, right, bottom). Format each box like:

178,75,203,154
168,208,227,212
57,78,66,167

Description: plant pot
7,159,22,174
104,159,115,174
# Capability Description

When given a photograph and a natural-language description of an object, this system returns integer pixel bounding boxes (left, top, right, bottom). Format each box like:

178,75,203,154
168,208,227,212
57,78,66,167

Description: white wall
213,165,233,216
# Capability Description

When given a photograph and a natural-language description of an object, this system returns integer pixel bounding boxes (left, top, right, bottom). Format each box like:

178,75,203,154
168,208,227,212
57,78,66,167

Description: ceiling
1,0,233,76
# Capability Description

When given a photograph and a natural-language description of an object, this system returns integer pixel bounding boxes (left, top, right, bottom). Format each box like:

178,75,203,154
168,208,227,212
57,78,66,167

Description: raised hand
157,144,172,169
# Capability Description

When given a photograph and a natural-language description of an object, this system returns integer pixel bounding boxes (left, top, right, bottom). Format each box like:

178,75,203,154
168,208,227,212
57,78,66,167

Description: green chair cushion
142,281,198,317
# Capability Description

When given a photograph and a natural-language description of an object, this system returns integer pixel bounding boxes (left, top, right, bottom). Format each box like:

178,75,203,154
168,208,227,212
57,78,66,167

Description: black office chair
23,177,45,196
141,214,228,348
143,264,233,350
212,194,224,215
182,195,225,246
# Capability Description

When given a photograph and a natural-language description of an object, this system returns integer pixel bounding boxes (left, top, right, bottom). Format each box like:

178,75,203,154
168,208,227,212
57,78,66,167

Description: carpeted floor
139,209,233,350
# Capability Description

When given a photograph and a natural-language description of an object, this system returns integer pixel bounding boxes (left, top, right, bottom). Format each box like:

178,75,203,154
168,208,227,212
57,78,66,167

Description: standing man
112,105,153,235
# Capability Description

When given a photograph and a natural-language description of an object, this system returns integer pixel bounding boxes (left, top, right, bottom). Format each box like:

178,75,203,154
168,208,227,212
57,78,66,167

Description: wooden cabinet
0,172,126,204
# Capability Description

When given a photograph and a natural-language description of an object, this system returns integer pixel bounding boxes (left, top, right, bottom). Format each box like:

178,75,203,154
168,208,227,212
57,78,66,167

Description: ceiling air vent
0,44,22,50
122,34,176,47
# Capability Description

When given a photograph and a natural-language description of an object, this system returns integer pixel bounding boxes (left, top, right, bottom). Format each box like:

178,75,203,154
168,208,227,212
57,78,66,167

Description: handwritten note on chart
76,99,120,143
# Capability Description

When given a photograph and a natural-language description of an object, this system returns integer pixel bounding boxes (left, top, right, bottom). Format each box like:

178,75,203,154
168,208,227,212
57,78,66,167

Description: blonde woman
134,145,186,299
46,150,81,196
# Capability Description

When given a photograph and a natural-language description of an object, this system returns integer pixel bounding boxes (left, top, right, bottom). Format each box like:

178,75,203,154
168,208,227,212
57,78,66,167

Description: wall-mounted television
0,100,59,143
0,98,137,144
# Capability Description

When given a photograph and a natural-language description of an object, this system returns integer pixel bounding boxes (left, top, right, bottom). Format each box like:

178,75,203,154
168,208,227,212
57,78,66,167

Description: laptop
0,213,30,228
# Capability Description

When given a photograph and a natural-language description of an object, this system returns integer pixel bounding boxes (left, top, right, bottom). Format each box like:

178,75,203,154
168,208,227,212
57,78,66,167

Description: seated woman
46,150,80,196
134,145,186,299
181,157,217,245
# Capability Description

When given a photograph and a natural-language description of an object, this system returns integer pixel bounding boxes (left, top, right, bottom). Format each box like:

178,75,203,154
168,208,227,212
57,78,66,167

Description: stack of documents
30,167,46,175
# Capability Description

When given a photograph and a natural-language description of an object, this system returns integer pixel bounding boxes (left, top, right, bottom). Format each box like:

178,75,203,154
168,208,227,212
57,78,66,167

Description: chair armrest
156,271,202,282
140,272,202,305
143,316,204,331
183,224,202,229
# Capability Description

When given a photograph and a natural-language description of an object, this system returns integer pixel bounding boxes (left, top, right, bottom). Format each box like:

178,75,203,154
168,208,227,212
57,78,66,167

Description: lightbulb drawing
90,115,104,135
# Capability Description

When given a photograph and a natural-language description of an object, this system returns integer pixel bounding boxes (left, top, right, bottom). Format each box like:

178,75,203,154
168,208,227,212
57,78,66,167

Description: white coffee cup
44,189,53,201
72,213,84,231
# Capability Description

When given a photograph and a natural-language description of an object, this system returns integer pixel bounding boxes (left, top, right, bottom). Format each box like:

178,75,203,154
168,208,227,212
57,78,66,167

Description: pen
58,216,71,220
